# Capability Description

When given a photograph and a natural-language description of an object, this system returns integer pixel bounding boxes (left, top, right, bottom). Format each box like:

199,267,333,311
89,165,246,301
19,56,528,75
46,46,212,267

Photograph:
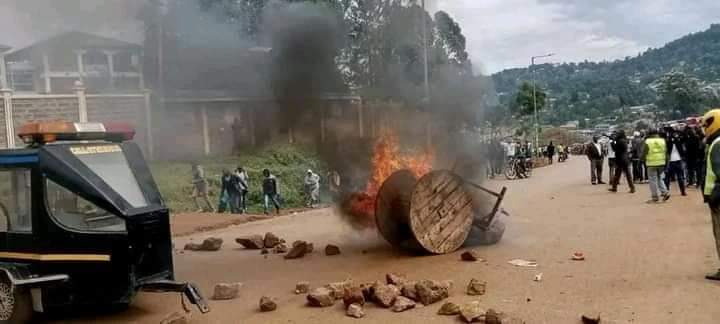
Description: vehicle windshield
46,178,126,232
70,144,148,208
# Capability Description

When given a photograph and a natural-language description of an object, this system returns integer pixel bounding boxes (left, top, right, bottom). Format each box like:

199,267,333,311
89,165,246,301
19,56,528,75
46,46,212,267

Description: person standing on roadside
191,163,214,213
586,136,605,185
304,169,321,208
609,130,636,194
643,129,670,203
631,131,645,183
235,167,249,213
684,127,703,188
700,109,720,281
262,168,281,215
665,129,687,196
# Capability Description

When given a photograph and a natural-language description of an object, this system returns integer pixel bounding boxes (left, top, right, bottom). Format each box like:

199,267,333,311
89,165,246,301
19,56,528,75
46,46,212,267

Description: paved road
56,157,720,323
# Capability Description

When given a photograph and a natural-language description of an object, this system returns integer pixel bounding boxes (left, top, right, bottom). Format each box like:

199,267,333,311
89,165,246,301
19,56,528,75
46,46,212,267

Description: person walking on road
262,168,281,215
547,142,555,165
607,135,617,182
586,136,605,185
191,163,214,213
665,129,687,196
218,169,240,213
609,130,635,193
643,129,670,203
700,109,720,281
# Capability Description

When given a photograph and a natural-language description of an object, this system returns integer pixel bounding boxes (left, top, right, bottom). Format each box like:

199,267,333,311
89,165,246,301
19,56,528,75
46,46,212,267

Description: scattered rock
460,301,485,323
306,243,314,253
160,312,188,324
581,314,601,324
261,248,269,255
391,296,416,312
183,243,202,251
307,287,335,307
325,244,341,256
461,250,482,262
212,282,242,300
285,241,308,259
295,281,310,294
347,303,365,318
466,279,486,296
236,235,265,249
400,281,418,301
263,232,281,248
386,273,406,286
372,283,401,307
415,280,450,305
343,286,366,308
326,280,354,299
184,237,223,251
437,302,461,315
273,244,288,254
259,296,277,312
485,309,502,324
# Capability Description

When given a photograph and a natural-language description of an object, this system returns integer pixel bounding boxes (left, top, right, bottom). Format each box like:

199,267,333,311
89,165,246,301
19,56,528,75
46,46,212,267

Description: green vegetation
492,24,720,126
151,145,327,213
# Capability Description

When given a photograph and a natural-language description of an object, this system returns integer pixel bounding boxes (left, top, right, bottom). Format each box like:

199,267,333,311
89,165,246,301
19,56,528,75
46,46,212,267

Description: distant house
4,31,143,93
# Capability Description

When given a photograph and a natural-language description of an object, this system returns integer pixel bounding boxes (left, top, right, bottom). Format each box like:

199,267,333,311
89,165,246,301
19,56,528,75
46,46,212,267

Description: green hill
492,24,720,125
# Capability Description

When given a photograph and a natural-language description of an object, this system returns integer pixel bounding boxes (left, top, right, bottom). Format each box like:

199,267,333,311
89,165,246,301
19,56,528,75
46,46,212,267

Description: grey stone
263,232,281,248
460,301,485,323
211,282,242,300
372,283,400,308
347,303,365,318
437,302,461,315
466,279,486,296
295,281,310,294
236,235,265,249
307,287,335,307
415,280,449,305
259,296,277,312
325,244,341,256
391,296,416,312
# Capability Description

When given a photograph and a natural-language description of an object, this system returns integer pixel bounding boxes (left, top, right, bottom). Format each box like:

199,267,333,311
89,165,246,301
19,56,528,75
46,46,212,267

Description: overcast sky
1,0,718,74
434,0,720,73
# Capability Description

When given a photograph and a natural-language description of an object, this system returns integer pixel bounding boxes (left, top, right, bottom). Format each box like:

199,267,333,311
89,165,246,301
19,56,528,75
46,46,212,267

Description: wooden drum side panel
409,170,474,254
375,170,418,246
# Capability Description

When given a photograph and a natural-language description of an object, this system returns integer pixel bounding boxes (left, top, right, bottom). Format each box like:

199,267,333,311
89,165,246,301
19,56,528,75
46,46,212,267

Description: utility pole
531,53,555,155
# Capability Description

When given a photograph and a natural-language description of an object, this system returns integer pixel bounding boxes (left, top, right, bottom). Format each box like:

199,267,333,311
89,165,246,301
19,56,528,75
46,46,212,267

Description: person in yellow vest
642,128,670,203
701,109,720,280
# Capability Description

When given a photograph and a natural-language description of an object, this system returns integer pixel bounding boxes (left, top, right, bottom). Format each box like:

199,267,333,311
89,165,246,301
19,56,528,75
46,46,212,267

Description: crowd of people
189,164,327,215
585,108,720,281
584,124,706,202
485,139,571,179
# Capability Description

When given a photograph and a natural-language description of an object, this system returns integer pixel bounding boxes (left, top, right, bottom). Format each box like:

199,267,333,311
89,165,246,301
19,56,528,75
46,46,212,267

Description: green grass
150,145,328,213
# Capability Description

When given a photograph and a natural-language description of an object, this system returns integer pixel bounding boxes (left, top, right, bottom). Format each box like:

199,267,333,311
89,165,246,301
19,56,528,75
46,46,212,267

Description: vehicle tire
0,278,33,324
504,163,517,180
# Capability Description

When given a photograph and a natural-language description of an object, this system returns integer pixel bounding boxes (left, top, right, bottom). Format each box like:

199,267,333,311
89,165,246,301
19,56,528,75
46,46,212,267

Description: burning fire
343,131,434,228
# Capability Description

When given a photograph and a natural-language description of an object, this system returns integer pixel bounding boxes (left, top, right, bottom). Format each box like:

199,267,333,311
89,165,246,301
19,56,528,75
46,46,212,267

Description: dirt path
54,157,720,323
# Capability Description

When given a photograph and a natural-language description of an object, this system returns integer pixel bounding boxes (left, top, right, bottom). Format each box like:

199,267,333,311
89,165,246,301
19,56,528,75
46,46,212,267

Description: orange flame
344,131,434,227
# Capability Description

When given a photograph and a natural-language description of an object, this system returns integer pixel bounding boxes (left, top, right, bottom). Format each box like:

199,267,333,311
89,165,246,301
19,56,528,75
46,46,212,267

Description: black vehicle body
0,140,207,315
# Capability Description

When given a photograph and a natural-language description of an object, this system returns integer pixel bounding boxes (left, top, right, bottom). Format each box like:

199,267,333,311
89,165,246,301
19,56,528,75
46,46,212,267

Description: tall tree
513,81,547,117
656,71,703,118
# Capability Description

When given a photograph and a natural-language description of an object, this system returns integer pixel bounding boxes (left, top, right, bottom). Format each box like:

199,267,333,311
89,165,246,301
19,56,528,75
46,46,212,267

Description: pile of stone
302,273,454,319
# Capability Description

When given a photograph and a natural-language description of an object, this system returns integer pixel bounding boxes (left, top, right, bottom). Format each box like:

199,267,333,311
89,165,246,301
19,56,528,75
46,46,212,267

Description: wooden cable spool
375,169,475,254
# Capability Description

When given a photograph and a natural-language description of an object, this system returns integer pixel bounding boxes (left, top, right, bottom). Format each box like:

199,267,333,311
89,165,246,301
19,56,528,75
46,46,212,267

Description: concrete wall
11,97,80,135
0,98,5,148
87,95,147,154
